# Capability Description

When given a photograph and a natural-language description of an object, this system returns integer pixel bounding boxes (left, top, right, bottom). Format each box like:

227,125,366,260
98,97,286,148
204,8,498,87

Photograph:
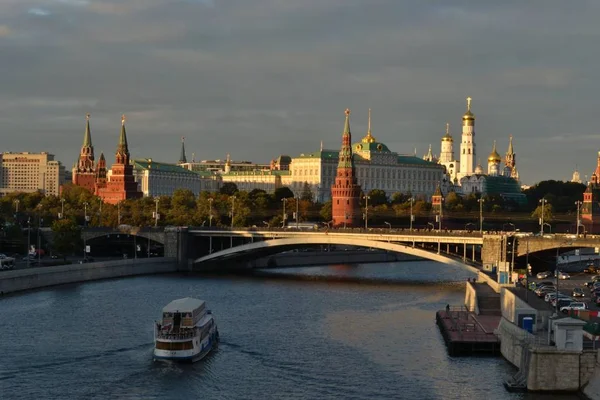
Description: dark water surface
0,261,579,399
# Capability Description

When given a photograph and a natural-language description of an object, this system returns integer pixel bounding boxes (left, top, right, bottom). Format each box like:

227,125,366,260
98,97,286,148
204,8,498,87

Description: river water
0,261,578,400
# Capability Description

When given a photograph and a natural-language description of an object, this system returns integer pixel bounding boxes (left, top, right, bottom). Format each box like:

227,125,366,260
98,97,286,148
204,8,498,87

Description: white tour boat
153,297,219,362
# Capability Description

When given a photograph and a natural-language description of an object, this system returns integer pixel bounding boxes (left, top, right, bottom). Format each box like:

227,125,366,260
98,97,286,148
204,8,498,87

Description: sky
0,0,599,185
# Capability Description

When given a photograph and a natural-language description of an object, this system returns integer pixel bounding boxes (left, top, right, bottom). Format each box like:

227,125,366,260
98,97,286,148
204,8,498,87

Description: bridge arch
195,237,478,272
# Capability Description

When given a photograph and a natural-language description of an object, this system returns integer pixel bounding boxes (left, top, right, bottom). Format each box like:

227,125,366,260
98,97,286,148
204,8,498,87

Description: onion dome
474,160,483,175
488,140,501,163
442,122,453,142
462,96,475,121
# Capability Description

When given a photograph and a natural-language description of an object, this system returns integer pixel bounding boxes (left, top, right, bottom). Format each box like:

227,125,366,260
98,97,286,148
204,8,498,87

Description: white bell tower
459,96,475,179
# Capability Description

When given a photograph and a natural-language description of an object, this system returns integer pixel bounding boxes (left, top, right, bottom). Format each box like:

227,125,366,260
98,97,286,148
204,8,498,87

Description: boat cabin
161,298,206,331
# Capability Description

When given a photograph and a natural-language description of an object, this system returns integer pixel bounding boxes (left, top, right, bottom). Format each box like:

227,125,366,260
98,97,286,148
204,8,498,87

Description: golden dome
488,141,501,163
442,122,453,142
362,108,377,143
462,96,475,120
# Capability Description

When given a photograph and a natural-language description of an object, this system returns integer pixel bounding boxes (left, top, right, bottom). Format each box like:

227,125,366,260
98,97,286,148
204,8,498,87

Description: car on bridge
560,302,588,313
572,288,585,298
536,271,553,279
558,271,571,280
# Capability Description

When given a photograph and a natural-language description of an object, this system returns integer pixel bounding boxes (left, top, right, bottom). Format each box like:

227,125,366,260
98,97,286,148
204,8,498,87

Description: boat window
155,341,193,350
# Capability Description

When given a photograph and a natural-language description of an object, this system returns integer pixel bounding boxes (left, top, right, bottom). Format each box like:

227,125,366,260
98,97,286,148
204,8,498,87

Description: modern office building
0,152,65,197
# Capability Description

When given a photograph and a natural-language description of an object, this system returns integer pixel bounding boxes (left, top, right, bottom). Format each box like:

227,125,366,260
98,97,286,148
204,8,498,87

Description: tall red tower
94,152,107,195
582,152,600,233
72,114,96,193
98,115,143,205
331,109,362,227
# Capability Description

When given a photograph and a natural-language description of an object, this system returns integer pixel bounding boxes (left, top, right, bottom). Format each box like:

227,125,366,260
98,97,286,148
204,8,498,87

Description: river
0,261,578,399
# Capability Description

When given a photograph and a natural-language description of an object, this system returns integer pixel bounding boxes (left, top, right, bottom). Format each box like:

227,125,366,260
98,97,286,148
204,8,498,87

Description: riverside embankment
0,257,177,295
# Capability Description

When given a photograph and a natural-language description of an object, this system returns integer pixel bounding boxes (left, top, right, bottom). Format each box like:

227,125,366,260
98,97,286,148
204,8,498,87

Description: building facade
98,116,143,204
331,109,362,227
0,152,65,197
132,159,202,197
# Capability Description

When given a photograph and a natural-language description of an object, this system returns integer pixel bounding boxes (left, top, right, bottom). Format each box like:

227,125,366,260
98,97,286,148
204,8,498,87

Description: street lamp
543,223,552,234
262,220,270,228
465,222,475,231
98,198,103,226
437,197,444,232
555,241,573,314
295,196,300,229
384,221,392,231
281,198,288,228
575,200,583,235
477,198,485,233
13,199,20,216
117,202,121,226
427,222,435,231
539,198,548,235
208,198,214,227
154,198,160,227
409,197,415,232
83,202,89,227
59,198,66,219
363,195,371,230
26,217,31,269
37,212,43,266
230,196,236,247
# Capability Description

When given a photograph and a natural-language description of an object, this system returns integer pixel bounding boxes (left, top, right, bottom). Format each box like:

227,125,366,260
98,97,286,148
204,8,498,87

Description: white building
438,122,460,183
458,96,476,180
286,109,445,202
0,152,65,197
221,170,289,193
131,159,202,197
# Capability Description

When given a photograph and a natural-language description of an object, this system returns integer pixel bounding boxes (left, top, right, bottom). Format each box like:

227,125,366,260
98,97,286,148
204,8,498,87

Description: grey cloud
0,0,599,183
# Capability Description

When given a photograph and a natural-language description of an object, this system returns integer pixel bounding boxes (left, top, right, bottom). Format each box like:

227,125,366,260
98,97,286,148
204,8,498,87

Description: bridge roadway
187,228,485,245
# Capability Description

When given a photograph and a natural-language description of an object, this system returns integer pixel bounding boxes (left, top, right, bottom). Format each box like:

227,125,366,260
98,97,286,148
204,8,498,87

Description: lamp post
154,198,160,227
208,198,214,227
295,196,299,229
437,197,444,232
26,217,31,269
477,198,484,233
13,199,20,216
384,221,392,231
262,221,270,228
281,198,287,228
539,198,547,235
363,195,370,230
230,196,236,247
543,223,552,234
409,197,414,232
98,198,103,226
37,214,42,266
555,241,573,314
83,202,89,227
117,202,121,226
60,198,66,219
575,200,583,236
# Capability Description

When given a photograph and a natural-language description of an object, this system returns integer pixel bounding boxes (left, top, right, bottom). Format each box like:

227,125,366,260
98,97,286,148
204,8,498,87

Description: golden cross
466,97,472,111
121,114,126,125
345,108,350,116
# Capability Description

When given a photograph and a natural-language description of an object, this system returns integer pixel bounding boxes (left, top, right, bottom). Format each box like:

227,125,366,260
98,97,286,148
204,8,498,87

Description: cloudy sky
0,0,598,184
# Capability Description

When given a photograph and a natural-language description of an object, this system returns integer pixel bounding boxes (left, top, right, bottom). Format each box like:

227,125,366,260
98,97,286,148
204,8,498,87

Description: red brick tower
331,109,362,227
582,152,600,233
98,115,142,205
94,152,107,195
72,114,96,193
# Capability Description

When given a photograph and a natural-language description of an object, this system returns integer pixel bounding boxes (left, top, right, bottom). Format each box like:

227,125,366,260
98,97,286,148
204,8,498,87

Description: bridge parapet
515,235,600,257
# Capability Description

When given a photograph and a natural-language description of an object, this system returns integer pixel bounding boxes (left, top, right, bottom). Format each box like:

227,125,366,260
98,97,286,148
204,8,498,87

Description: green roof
353,141,391,153
221,170,290,177
296,150,339,159
396,155,442,167
133,159,197,174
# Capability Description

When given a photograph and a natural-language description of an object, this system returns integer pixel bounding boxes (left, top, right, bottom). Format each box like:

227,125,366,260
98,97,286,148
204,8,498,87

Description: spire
463,96,475,120
442,122,452,141
507,135,514,155
118,114,129,152
337,109,356,169
320,140,323,152
192,152,196,163
179,136,187,163
83,113,92,147
361,108,377,143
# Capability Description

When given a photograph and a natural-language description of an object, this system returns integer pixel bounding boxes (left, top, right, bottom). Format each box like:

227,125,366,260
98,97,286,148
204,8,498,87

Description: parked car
560,302,588,313
537,288,556,298
557,299,575,309
558,271,571,280
584,265,598,274
573,288,586,297
552,296,574,307
537,271,553,279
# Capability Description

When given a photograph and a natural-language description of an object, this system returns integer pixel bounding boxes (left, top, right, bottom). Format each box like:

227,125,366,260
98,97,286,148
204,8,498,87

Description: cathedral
71,114,142,204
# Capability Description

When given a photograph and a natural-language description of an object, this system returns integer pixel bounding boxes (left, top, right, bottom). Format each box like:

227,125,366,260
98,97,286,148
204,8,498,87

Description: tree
320,200,332,222
300,182,313,202
523,180,586,213
444,192,462,211
51,219,81,260
219,182,239,196
366,189,388,207
273,187,295,202
532,203,554,223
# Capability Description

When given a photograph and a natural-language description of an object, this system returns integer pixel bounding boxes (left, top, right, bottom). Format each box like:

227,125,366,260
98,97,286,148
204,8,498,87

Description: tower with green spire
98,115,142,204
72,113,97,194
331,109,362,228
179,137,187,164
